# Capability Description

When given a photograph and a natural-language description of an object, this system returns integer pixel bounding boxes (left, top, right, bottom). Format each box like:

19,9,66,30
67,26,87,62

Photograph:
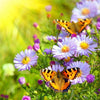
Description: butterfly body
41,67,81,92
49,71,71,92
56,19,92,34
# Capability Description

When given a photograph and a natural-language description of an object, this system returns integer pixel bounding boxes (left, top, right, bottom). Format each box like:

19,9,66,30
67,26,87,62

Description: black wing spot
44,69,46,72
82,22,85,25
52,79,55,83
67,74,69,77
83,19,86,21
62,20,64,23
47,70,50,73
50,76,52,78
73,68,76,71
65,70,67,73
68,69,71,72
68,27,70,29
64,78,68,83
51,71,53,74
77,68,80,72
66,23,68,26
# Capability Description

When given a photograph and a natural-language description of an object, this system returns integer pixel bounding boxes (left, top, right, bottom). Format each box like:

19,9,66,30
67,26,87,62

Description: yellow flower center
82,8,90,15
64,57,70,62
22,56,30,64
80,42,89,49
62,45,69,53
77,70,82,77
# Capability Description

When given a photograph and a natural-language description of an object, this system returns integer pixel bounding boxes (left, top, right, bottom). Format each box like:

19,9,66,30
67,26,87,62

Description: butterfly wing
62,67,81,80
40,69,56,81
56,19,91,34
75,18,92,33
49,72,71,92
41,68,71,92
56,19,77,34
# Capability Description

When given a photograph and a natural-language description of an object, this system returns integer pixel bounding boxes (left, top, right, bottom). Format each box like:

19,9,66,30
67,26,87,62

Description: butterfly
56,18,92,34
40,67,81,92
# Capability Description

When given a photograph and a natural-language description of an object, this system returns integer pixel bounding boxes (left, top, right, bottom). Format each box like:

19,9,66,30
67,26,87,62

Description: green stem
69,90,74,100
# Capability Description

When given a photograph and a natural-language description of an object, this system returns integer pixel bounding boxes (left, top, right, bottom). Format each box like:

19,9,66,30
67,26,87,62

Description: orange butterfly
41,67,81,92
56,19,92,34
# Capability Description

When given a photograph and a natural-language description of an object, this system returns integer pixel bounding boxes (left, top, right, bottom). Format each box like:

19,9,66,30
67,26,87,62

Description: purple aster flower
0,94,9,99
98,88,100,92
46,35,56,41
22,96,31,100
45,5,52,12
0,94,5,97
71,0,98,22
79,31,87,36
56,24,62,30
63,57,74,67
71,34,77,38
86,74,95,83
44,49,52,54
96,22,100,30
58,29,69,39
14,49,38,71
71,14,79,23
50,61,55,66
27,45,33,50
34,39,40,44
96,0,100,15
33,43,40,51
97,17,100,22
74,35,98,56
58,38,62,42
52,37,77,60
95,92,99,95
45,81,50,87
48,63,64,72
52,64,64,72
38,80,43,85
18,77,25,85
33,34,37,39
4,95,9,99
67,61,90,84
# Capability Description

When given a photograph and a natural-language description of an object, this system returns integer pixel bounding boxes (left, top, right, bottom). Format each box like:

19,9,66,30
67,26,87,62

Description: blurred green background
0,0,77,99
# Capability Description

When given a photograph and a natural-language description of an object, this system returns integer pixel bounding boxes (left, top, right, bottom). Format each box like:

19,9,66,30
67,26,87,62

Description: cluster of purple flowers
71,0,100,22
0,94,9,99
52,35,97,59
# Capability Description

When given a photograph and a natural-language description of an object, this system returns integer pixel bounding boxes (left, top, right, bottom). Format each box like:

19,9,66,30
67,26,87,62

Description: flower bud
38,80,43,85
27,45,33,50
33,43,40,51
45,5,52,12
22,96,31,100
96,22,100,30
86,74,95,83
18,77,25,85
